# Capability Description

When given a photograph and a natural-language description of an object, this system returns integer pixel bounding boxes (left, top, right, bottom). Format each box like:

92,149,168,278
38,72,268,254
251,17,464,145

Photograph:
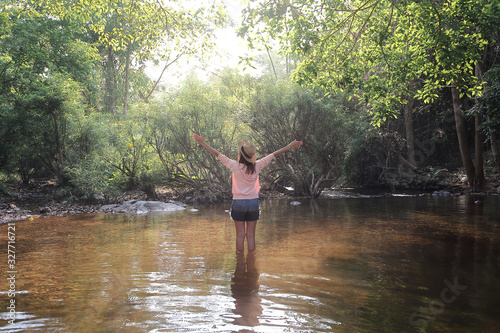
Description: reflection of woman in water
193,133,302,254
231,254,262,327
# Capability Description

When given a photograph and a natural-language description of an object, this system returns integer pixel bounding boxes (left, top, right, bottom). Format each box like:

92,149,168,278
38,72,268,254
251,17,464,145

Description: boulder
100,200,185,214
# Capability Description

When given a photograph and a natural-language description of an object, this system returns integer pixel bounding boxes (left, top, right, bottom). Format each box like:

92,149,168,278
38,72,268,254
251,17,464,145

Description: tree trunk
404,96,417,167
124,45,130,115
451,85,476,188
473,61,486,188
488,115,500,172
50,111,64,179
266,46,278,79
474,112,485,187
105,46,117,114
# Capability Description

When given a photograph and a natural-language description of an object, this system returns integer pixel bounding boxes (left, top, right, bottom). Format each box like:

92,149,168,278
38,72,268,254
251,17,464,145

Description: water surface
1,195,499,332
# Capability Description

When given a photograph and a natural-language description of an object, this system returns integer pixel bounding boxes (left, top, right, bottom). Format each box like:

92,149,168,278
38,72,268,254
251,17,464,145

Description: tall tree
1,0,228,182
8,0,228,115
0,7,98,180
239,0,500,187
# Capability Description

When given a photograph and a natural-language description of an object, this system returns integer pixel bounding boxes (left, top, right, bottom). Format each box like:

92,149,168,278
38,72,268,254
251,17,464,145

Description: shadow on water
0,195,499,332
230,254,262,329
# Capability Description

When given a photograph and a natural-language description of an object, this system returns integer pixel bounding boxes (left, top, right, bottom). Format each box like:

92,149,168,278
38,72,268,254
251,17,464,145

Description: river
1,195,499,332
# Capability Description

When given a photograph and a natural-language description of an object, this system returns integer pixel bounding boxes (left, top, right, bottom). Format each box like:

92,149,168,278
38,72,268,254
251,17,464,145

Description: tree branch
146,53,183,100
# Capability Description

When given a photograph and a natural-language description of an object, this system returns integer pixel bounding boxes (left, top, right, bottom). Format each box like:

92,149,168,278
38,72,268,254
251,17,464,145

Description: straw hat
238,141,257,163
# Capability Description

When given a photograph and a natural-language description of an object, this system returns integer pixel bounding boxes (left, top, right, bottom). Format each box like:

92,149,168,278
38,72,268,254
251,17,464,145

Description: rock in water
290,201,301,205
100,200,185,214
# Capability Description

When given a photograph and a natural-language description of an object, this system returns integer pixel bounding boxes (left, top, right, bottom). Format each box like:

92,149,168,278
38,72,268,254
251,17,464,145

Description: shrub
148,75,246,201
248,76,363,196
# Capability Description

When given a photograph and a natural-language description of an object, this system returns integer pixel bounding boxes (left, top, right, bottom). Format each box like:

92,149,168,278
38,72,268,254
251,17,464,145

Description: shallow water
1,195,499,332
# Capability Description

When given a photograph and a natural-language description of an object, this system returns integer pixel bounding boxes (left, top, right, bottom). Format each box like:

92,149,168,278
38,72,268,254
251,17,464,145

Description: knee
236,230,246,239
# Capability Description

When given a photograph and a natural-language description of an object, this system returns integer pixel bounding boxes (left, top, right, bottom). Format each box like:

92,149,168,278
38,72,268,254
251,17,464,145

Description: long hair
239,155,256,175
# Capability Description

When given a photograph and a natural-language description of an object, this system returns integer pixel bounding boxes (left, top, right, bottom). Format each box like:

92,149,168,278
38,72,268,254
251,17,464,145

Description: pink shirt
218,153,275,200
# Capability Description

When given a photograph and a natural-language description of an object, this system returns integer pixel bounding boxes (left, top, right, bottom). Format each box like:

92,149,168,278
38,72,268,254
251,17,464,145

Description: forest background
1,0,499,204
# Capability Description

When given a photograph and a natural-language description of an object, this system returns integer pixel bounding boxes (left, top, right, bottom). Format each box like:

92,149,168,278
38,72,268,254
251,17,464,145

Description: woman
193,133,303,254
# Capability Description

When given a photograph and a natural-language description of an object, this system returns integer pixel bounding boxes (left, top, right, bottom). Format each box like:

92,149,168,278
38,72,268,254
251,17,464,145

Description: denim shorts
231,199,260,222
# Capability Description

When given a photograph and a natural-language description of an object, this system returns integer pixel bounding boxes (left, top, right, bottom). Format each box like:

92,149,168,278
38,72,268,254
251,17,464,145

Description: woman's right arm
193,134,220,157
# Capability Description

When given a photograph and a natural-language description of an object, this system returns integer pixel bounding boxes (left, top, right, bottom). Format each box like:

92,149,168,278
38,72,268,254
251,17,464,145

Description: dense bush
0,68,376,200
247,77,364,196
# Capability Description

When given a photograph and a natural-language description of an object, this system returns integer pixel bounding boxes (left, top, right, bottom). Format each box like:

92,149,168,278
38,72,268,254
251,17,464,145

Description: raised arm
193,134,220,157
273,140,303,157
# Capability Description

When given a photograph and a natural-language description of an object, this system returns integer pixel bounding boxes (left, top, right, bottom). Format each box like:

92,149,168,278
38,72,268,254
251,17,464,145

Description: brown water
1,195,499,332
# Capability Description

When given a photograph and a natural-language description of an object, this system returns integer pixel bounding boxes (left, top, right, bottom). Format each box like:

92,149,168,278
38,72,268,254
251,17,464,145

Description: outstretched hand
289,140,303,149
193,133,205,144
273,139,303,157
193,133,220,157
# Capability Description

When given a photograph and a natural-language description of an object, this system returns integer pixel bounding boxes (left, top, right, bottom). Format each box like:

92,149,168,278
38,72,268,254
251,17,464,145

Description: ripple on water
0,197,499,332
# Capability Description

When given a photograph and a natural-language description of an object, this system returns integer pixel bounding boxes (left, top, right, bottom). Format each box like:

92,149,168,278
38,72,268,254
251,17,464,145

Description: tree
5,0,228,115
239,0,500,187
86,0,228,114
239,0,423,168
0,9,98,182
1,0,229,185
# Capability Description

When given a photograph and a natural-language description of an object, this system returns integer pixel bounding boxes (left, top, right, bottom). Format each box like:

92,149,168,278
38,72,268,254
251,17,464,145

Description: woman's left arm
273,140,303,157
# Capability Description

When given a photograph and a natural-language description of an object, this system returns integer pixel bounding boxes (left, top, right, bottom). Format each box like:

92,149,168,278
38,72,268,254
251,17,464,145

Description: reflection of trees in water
231,254,262,327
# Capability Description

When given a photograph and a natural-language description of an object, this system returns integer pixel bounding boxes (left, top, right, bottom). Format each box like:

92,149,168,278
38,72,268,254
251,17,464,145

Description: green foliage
64,155,116,198
1,74,84,182
4,0,497,201
0,8,100,182
477,64,500,136
63,103,166,198
0,0,230,198
7,0,228,56
144,71,366,199
63,110,113,197
239,0,500,125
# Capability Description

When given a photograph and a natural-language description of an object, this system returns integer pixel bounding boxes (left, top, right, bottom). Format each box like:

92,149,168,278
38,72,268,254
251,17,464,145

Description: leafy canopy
4,0,229,60
239,0,500,125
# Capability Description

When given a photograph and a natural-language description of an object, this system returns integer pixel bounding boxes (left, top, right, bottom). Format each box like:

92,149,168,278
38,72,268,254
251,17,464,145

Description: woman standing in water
193,134,303,254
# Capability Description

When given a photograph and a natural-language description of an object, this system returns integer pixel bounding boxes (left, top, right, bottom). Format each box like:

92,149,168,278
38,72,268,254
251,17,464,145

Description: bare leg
246,221,257,254
234,221,246,254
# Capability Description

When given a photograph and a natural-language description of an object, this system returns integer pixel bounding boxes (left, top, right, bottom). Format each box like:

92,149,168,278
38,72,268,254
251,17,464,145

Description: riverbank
0,181,100,223
1,176,499,224
0,180,227,223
